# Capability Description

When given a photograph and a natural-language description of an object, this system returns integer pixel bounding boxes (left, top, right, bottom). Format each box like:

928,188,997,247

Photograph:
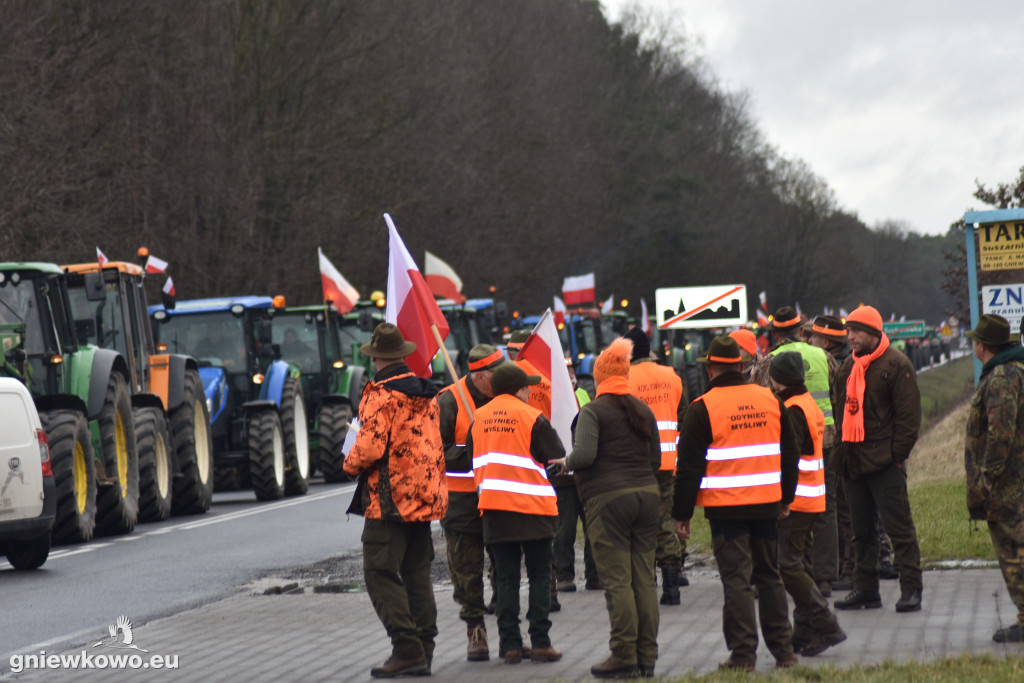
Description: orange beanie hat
594,337,633,386
729,329,758,358
845,305,883,337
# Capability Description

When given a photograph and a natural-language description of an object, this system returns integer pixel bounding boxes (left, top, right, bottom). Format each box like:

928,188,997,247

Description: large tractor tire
5,534,51,570
41,409,97,544
94,372,140,536
318,402,352,483
281,378,310,496
249,410,286,501
170,369,214,515
135,406,174,523
214,465,248,492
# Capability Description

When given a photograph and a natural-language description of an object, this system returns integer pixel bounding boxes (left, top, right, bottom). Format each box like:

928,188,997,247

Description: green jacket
966,350,1024,522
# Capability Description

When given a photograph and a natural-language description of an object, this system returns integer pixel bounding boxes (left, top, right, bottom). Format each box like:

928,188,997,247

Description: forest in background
1,0,1011,325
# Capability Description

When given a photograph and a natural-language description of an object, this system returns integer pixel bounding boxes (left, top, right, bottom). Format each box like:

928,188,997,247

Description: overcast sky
602,0,1023,236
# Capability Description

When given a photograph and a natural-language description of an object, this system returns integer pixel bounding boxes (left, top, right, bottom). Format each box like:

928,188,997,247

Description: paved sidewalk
4,568,1023,682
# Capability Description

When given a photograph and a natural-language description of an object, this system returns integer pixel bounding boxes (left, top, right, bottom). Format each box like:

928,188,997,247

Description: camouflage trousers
656,471,684,569
444,528,496,622
989,519,1024,625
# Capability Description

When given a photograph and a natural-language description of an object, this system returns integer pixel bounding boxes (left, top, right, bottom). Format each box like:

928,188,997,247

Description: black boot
659,566,680,605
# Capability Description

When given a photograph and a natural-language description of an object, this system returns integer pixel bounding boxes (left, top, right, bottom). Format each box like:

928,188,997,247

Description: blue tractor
149,297,310,501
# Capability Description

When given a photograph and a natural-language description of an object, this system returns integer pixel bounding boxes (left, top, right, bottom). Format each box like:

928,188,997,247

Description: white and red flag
424,250,466,304
600,293,614,314
318,247,360,314
759,290,768,313
384,213,450,378
518,309,576,452
553,295,567,328
562,273,595,306
162,277,176,297
146,254,168,274
96,247,109,267
640,298,652,336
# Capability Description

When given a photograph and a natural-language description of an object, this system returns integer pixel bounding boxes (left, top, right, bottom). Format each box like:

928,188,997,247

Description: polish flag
162,277,176,297
384,214,450,378
424,250,466,304
562,273,595,306
96,247,109,267
553,295,567,328
318,247,360,314
600,293,614,314
759,290,768,313
518,309,576,453
146,255,168,274
641,298,652,336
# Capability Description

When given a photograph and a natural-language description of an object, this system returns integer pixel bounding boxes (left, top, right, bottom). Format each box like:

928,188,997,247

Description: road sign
982,283,1024,334
882,320,925,339
655,285,747,329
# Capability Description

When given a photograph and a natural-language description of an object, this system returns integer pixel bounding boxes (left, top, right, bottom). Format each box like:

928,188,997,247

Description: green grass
910,479,995,564
917,355,974,429
654,654,1024,682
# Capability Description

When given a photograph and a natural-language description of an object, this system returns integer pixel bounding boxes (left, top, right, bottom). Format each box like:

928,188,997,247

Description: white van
0,377,56,569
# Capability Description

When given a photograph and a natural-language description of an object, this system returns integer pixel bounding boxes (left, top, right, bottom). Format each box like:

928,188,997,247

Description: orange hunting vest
784,392,826,513
472,394,557,517
440,377,478,494
629,361,684,471
695,384,783,508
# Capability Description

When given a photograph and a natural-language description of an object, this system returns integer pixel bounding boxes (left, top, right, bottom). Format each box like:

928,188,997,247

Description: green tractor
0,263,139,543
269,305,369,482
63,260,214,520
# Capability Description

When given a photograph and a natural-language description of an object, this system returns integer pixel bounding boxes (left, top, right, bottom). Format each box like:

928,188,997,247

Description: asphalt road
0,479,360,660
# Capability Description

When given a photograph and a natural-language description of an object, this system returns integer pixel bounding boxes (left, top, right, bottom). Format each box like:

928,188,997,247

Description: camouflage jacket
966,357,1024,522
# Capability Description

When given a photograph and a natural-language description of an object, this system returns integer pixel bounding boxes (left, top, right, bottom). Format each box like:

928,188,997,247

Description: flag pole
431,323,473,421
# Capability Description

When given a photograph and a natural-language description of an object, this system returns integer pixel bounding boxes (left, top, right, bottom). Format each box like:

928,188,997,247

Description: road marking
0,485,354,569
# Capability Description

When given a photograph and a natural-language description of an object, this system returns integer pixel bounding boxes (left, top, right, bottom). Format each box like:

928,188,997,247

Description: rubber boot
659,566,680,605
466,619,489,662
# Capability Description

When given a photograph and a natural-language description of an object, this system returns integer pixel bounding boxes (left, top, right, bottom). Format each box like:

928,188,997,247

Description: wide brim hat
697,335,743,364
966,314,1012,346
468,344,505,372
769,306,801,330
506,329,531,351
491,361,541,395
360,323,417,359
810,314,847,339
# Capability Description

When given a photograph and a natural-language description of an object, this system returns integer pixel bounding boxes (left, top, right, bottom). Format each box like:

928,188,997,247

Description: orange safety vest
472,394,557,517
784,392,826,513
629,361,683,471
695,384,783,508
515,358,552,419
439,377,479,494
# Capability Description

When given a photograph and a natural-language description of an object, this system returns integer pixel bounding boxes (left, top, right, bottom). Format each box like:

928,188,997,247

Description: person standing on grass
965,314,1024,643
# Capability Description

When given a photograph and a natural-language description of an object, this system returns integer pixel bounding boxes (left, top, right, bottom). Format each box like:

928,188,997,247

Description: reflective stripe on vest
471,394,557,517
695,384,783,508
771,341,833,426
628,362,684,471
440,377,478,493
784,391,826,513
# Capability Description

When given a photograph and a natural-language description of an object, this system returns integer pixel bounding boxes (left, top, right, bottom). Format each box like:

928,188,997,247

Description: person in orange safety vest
672,335,800,672
768,351,847,657
467,362,565,665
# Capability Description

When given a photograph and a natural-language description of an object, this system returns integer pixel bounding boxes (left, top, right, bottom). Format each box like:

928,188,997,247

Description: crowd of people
339,304,1021,679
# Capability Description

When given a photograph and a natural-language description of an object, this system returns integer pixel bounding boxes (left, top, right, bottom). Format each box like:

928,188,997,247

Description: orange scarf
596,375,631,397
842,333,890,442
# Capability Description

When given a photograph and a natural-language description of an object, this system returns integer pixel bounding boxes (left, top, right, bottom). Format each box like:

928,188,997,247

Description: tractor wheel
214,465,247,492
135,406,173,523
249,410,285,501
281,378,310,497
94,372,139,536
685,365,707,402
5,535,51,570
170,369,214,515
318,402,352,483
40,410,96,544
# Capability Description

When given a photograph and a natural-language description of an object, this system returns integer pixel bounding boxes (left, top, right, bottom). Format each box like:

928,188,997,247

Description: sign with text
979,221,1024,271
656,285,747,329
982,284,1024,334
882,320,926,339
